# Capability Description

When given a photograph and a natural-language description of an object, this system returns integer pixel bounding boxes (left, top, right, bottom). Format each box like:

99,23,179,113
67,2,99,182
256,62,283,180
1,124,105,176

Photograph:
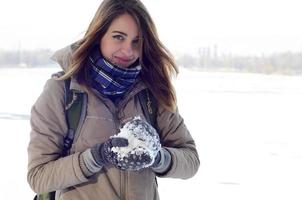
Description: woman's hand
91,137,129,167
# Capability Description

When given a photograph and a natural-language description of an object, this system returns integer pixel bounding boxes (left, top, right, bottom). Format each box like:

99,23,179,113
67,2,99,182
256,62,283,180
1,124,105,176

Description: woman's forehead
108,13,140,38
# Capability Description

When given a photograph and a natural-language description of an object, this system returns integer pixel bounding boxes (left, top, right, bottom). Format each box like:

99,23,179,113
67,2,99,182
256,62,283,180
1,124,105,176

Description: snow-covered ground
1,67,302,199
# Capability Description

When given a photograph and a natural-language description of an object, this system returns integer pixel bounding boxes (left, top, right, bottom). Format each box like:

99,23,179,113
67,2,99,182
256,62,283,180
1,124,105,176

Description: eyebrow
112,31,139,39
112,31,127,36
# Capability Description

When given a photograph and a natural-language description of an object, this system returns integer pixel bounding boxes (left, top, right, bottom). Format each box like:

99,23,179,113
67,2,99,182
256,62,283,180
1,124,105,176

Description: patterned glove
116,151,153,170
91,137,128,167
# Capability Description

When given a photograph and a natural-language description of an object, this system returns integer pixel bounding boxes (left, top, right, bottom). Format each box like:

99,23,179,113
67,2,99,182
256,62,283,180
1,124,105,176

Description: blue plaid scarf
87,46,141,102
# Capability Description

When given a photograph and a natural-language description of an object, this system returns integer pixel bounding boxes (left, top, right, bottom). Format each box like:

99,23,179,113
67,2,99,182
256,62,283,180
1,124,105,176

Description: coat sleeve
156,106,200,179
27,78,89,194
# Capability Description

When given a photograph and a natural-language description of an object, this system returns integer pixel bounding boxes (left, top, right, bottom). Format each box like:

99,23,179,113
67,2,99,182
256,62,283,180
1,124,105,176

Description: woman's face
100,13,140,68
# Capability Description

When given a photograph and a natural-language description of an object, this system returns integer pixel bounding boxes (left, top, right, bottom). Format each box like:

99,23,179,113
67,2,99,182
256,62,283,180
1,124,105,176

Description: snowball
111,116,161,168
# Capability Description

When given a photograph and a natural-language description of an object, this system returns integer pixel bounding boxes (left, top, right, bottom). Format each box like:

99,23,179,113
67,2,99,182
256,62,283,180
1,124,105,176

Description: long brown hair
59,0,178,112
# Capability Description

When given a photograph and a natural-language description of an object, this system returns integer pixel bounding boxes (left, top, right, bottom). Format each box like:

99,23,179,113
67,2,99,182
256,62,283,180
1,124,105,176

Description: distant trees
0,49,53,67
1,47,302,75
176,48,302,75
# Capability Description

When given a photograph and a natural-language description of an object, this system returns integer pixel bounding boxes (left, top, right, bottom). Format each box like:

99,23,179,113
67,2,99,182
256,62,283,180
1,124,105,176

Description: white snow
1,66,302,199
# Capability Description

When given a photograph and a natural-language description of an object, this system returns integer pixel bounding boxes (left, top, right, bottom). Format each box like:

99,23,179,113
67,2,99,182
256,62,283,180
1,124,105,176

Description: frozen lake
0,67,302,199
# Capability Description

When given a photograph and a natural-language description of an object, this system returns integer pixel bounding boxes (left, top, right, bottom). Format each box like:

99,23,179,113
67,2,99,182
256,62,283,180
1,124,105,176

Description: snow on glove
90,137,129,167
116,150,153,170
112,117,161,171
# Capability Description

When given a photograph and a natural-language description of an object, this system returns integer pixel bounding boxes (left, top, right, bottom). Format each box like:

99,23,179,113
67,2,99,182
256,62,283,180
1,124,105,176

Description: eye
132,38,140,47
113,35,124,41
132,38,139,44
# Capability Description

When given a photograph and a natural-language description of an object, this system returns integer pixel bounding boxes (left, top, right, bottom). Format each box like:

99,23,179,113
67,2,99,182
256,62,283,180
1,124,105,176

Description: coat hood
51,44,74,72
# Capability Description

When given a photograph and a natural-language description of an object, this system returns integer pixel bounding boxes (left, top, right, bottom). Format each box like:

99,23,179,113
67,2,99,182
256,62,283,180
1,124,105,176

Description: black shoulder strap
138,89,158,129
53,71,86,156
34,192,55,200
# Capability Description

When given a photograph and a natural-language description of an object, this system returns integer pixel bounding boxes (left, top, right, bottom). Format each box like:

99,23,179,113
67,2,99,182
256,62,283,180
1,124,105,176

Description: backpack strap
52,71,87,156
138,89,158,129
63,79,87,156
34,192,55,200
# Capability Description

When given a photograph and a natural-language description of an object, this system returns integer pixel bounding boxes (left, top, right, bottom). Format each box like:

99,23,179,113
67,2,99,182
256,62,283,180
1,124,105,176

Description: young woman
27,0,200,199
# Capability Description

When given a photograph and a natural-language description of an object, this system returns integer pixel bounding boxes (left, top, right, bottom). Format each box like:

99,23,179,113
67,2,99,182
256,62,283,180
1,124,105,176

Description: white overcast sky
0,0,302,56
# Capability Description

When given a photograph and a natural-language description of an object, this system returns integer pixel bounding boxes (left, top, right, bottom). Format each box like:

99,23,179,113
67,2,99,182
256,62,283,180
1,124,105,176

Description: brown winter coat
27,45,200,200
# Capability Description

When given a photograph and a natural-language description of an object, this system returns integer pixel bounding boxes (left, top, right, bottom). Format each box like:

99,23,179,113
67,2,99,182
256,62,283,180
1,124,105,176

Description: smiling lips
114,56,133,65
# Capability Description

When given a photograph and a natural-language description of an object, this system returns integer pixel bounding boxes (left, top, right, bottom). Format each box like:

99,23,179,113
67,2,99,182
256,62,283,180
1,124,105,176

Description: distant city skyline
1,0,302,56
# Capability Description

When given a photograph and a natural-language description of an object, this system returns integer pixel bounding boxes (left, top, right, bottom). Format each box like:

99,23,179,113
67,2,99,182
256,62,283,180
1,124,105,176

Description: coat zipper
120,170,128,200
112,108,126,200
112,106,129,200
121,170,125,200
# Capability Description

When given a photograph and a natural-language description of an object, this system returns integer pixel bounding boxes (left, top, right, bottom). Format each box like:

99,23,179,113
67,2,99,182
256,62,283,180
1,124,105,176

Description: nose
121,42,134,58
